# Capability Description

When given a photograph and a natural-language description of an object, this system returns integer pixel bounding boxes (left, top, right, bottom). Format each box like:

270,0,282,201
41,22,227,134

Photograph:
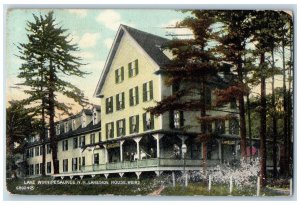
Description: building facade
23,25,273,179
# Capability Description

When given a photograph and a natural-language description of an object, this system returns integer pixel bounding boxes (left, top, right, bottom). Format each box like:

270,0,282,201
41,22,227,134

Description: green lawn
6,177,290,196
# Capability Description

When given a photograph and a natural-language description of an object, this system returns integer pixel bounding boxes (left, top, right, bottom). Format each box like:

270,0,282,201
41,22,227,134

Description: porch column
120,140,124,162
153,134,163,158
103,145,108,163
134,137,142,159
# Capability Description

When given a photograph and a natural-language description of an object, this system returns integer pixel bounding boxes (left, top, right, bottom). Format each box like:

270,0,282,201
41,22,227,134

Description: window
72,158,78,171
46,144,51,154
117,119,126,137
169,110,184,129
98,132,101,142
79,136,85,147
129,115,139,134
56,124,60,135
229,118,239,135
73,137,78,149
215,120,225,134
35,146,40,156
40,146,43,156
143,112,154,131
64,122,69,132
62,140,68,151
116,92,125,110
129,86,139,106
115,66,124,83
94,153,99,165
106,96,114,114
47,162,51,174
90,134,95,144
128,59,139,77
63,159,68,172
143,81,153,102
29,148,34,158
106,122,114,139
35,163,39,175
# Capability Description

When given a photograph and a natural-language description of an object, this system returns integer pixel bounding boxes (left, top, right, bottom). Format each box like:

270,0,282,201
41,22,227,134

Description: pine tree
213,11,254,159
6,100,36,178
147,10,234,174
16,11,88,174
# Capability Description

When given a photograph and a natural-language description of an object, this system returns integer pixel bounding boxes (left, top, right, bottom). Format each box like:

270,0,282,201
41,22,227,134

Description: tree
6,100,36,178
16,11,88,174
214,11,253,159
147,10,234,175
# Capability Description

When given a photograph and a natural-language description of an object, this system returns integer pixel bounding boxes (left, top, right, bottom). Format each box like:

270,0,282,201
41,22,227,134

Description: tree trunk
49,59,59,174
271,48,278,179
41,105,46,176
237,56,247,159
259,52,267,187
246,93,252,161
200,78,207,176
280,34,288,177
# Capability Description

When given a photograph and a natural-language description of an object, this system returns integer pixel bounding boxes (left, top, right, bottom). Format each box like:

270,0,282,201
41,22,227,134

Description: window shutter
143,83,147,102
149,81,153,100
128,62,132,77
123,119,126,135
111,97,114,112
121,66,124,81
136,115,139,133
117,120,120,136
129,116,133,133
122,92,125,109
151,113,154,129
135,86,139,105
115,69,118,83
179,111,184,127
111,123,114,138
116,94,119,110
205,88,211,106
105,98,109,114
106,123,108,139
129,89,133,106
143,113,147,131
169,110,174,129
135,59,139,75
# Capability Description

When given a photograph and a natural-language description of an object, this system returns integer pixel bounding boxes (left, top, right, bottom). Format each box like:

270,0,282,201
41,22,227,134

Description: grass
6,177,290,196
161,183,290,196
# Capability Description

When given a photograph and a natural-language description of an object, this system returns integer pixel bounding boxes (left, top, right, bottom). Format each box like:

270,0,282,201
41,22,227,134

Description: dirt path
148,186,165,196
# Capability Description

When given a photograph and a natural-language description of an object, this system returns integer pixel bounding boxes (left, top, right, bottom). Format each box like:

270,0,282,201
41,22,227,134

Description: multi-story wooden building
24,25,270,179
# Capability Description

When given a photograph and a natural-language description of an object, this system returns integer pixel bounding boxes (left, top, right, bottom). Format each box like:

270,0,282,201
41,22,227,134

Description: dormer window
64,122,69,132
81,114,86,128
56,124,60,135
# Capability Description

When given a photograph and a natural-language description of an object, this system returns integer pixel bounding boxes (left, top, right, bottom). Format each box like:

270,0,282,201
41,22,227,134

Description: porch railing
81,158,217,172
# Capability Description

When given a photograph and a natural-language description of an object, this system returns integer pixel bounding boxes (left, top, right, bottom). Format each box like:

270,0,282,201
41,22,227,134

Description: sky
5,9,190,115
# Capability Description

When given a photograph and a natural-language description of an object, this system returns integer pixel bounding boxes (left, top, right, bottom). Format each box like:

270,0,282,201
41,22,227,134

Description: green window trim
117,119,126,137
129,115,139,134
143,112,154,131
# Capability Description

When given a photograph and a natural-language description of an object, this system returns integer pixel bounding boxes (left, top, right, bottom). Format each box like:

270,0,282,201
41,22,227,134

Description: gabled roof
94,24,170,97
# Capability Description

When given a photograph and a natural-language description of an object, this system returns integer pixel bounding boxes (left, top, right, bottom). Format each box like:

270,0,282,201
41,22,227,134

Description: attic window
128,59,139,77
